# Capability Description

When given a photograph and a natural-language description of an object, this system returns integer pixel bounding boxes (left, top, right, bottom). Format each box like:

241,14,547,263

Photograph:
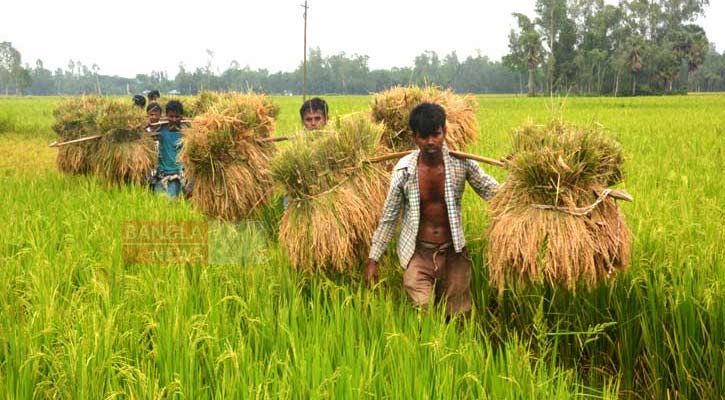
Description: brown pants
403,241,472,315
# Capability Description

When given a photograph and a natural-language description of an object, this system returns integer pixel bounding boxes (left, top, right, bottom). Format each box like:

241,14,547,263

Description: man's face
167,111,182,130
413,125,446,155
302,110,327,131
148,109,161,124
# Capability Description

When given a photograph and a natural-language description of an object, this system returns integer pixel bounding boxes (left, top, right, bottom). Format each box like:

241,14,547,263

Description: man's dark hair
146,102,162,113
165,100,184,115
148,90,160,100
133,94,147,108
299,97,328,119
409,102,446,136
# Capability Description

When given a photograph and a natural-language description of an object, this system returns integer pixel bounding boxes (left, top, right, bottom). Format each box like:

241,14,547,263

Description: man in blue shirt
153,100,185,197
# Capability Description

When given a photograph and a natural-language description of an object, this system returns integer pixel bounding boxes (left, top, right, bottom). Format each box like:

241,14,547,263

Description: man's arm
365,169,406,284
369,169,405,260
465,159,499,200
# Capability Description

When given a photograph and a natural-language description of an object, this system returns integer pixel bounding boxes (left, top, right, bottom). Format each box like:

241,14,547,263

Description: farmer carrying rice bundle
272,113,389,271
365,103,499,316
148,100,187,196
52,96,156,185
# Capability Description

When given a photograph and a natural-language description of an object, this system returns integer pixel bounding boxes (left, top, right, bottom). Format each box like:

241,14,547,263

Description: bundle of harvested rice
370,86,478,151
93,100,156,185
273,114,389,271
184,92,216,117
52,96,106,174
488,120,631,292
179,93,278,220
185,91,279,136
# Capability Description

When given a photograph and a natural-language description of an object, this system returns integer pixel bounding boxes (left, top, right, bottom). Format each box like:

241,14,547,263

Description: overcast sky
2,0,723,78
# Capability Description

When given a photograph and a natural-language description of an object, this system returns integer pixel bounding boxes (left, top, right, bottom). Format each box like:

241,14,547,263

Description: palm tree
685,28,708,92
625,45,642,96
92,64,102,95
513,13,543,97
671,25,709,92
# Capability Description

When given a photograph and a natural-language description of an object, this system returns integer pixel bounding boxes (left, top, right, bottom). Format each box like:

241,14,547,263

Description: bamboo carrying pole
149,119,192,126
48,134,103,148
363,150,632,201
52,131,290,148
364,149,506,168
253,137,505,169
256,136,292,143
49,120,193,147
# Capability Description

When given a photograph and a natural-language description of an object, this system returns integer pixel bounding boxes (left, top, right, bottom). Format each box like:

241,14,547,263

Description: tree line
2,0,723,97
505,0,713,96
0,45,518,96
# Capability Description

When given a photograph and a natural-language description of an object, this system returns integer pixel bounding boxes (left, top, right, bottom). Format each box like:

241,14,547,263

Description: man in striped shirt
365,103,499,316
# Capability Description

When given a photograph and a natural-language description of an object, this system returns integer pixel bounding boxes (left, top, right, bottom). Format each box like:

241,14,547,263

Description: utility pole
548,0,554,96
302,0,309,102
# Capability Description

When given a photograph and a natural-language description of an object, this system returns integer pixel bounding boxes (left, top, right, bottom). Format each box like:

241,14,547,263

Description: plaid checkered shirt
368,143,499,268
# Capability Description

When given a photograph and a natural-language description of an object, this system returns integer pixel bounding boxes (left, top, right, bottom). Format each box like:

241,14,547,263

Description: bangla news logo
122,221,208,265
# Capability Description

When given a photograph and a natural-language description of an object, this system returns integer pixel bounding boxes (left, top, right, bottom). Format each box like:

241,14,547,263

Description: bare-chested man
365,102,499,316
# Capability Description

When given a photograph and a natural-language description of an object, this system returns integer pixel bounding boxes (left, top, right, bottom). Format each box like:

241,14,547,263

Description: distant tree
440,52,461,89
413,50,441,85
509,13,542,96
204,49,215,91
535,0,568,94
326,52,370,94
694,45,725,92
92,64,102,95
305,47,332,94
14,67,31,95
624,38,644,96
554,15,578,91
30,59,54,95
0,42,33,95
503,30,528,94
662,0,710,28
674,25,709,90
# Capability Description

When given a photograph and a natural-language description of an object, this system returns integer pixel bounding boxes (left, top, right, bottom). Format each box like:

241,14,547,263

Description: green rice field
0,94,722,398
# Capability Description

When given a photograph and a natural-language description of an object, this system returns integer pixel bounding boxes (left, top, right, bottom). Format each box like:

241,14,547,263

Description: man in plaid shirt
365,103,499,316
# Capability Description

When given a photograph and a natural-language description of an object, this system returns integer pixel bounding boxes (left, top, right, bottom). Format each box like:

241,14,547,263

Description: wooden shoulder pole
364,149,505,168
449,150,506,168
48,134,103,148
364,151,413,163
